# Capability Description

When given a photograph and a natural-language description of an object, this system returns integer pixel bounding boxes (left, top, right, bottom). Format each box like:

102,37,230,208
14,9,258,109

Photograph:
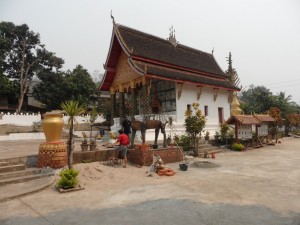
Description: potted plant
56,168,84,193
80,132,89,151
89,138,97,151
167,134,172,146
81,138,89,151
57,168,79,189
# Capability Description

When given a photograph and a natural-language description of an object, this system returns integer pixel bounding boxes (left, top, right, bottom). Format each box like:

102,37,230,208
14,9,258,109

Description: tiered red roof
100,23,240,92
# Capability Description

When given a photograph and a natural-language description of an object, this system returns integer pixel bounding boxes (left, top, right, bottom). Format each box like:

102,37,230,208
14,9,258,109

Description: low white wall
0,112,105,126
0,132,45,141
0,112,42,126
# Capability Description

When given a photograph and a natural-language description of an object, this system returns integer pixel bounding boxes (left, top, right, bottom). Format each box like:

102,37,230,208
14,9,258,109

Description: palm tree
277,91,292,104
60,100,85,169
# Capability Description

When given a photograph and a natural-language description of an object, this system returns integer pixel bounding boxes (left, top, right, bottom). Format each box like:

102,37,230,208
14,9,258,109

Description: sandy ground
0,138,300,224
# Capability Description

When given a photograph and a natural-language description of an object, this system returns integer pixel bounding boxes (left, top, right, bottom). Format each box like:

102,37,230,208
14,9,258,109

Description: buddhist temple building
99,19,240,136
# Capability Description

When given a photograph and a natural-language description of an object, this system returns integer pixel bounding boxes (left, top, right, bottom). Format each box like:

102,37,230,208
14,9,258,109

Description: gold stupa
230,92,243,116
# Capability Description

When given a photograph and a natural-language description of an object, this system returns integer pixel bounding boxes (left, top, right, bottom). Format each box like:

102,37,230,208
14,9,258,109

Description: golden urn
42,113,64,142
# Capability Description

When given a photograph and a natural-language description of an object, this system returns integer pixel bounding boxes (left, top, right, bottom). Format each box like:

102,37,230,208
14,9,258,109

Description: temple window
204,105,208,116
149,79,176,113
218,107,224,124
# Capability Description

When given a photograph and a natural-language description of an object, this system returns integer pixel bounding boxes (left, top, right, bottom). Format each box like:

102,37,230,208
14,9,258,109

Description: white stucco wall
175,84,231,135
0,113,104,126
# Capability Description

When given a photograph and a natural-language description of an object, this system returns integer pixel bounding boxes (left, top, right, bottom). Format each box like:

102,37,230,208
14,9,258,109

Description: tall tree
0,21,64,113
64,65,96,106
226,52,241,88
33,71,67,110
239,85,275,114
33,65,95,110
225,52,242,109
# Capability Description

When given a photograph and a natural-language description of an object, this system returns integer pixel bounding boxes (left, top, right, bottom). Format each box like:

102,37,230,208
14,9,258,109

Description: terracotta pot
42,113,64,142
89,144,97,151
81,144,89,151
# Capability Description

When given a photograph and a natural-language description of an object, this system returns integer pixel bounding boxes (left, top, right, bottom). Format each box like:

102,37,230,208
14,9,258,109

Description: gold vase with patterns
42,113,64,142
38,113,67,168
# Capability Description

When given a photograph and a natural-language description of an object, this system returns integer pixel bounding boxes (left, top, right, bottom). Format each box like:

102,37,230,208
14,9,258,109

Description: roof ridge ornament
110,10,116,26
168,26,178,47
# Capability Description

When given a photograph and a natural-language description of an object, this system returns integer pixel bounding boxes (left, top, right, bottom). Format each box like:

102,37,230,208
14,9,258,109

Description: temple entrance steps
0,157,55,202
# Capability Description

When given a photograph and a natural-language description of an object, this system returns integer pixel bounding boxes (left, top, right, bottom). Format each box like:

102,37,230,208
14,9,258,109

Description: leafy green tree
33,65,95,110
65,65,96,106
240,85,275,114
33,71,67,110
273,92,299,135
0,21,64,113
0,73,17,97
60,100,85,169
184,103,206,156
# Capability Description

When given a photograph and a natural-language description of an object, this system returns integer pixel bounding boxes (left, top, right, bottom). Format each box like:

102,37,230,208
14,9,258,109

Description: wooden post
235,122,239,143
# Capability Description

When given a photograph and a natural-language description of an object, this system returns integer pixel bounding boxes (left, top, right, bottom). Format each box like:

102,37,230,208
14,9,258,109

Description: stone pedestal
38,141,67,168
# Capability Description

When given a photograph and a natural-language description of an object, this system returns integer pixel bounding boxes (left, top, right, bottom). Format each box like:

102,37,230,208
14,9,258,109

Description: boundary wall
0,112,104,126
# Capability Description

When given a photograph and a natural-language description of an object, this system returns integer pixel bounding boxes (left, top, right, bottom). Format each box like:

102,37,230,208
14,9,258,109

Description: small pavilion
227,93,275,146
254,114,275,143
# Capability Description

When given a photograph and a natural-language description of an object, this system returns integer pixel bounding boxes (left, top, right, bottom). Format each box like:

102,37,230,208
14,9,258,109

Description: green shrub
177,135,191,151
232,143,244,151
57,168,79,189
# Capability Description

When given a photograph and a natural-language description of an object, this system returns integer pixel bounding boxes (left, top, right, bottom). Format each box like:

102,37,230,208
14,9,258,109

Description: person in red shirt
115,129,129,167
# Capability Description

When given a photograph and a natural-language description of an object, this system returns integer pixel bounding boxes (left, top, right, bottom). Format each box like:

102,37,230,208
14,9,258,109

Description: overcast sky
1,0,300,103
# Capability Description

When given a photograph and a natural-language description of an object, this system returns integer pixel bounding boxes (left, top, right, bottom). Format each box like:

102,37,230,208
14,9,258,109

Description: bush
57,168,79,189
177,135,191,151
232,143,244,151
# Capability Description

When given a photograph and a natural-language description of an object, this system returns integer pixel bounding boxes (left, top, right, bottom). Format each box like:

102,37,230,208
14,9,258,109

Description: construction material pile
148,155,175,176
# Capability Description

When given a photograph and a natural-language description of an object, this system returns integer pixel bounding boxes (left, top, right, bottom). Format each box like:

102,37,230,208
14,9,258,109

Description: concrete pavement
0,138,300,224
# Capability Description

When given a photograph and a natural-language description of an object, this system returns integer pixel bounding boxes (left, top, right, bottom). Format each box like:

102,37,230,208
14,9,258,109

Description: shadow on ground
1,199,299,225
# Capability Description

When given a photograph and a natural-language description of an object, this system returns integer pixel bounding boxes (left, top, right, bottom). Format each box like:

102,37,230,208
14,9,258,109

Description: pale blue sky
1,0,300,103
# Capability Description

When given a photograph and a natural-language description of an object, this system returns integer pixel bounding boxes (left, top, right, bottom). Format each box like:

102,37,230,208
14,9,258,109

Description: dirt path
0,138,299,224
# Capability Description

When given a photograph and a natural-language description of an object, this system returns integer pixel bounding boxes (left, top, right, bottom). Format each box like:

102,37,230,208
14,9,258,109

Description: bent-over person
115,129,129,168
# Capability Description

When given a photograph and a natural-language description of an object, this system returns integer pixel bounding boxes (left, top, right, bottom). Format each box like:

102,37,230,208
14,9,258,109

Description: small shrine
227,92,275,147
254,114,276,143
227,114,260,144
